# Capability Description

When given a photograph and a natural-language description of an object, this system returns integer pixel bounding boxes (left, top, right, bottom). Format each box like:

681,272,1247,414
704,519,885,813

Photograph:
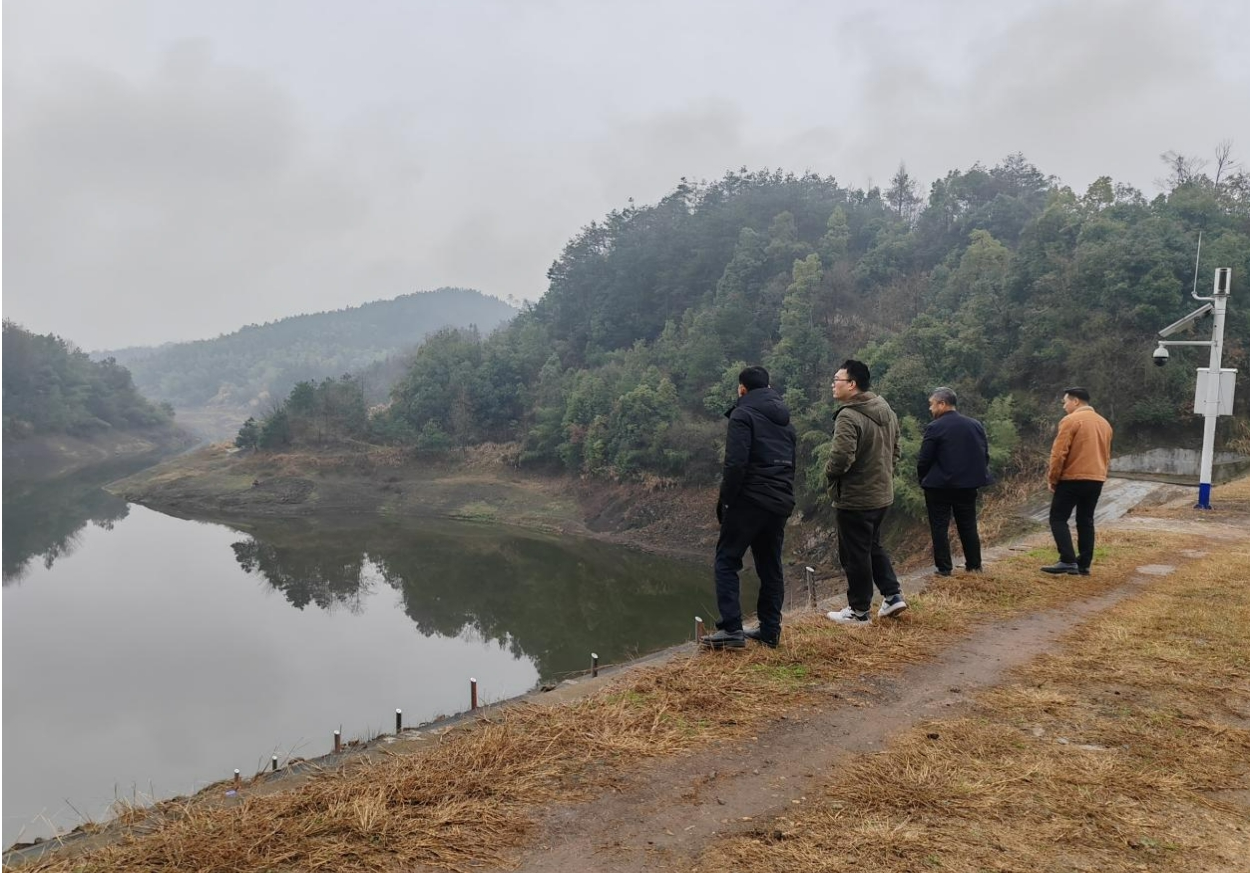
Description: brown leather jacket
1048,406,1113,486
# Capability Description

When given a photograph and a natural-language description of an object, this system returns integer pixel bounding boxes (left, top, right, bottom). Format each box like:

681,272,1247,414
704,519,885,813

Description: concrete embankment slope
1023,475,1194,525
10,475,1248,872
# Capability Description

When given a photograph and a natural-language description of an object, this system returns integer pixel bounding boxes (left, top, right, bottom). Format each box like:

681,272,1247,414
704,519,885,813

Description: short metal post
396,708,403,733
805,566,815,610
695,616,705,641
470,678,478,711
233,769,241,788
271,755,279,772
333,729,342,754
591,653,599,677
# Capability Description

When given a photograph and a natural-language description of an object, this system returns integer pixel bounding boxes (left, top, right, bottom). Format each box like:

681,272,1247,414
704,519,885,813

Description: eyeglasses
832,379,853,384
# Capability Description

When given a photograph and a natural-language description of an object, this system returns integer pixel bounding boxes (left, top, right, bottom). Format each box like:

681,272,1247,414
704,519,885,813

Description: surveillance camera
1153,346,1169,367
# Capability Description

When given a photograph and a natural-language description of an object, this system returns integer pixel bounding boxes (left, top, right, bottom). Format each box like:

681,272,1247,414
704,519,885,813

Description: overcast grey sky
4,0,1248,350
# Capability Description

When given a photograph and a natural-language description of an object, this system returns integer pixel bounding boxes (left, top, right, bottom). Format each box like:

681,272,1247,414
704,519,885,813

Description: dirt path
502,513,1249,872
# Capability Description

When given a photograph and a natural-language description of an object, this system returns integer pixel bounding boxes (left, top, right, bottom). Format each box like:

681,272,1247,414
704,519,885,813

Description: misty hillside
3,321,175,440
103,288,517,410
247,155,1250,522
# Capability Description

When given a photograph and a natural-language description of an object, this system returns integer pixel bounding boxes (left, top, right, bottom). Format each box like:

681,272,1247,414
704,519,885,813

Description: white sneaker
827,606,871,625
878,595,908,619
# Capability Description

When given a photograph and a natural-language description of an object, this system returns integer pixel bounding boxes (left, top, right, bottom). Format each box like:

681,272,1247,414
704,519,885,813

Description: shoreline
6,444,1224,866
103,443,731,563
10,481,1244,868
3,427,197,483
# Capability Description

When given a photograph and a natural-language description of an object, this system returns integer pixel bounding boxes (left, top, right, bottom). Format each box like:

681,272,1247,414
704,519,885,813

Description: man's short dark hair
739,366,770,392
841,359,871,391
1063,386,1090,403
930,387,957,406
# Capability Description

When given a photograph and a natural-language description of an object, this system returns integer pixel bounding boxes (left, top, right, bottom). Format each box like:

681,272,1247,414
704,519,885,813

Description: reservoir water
2,468,736,846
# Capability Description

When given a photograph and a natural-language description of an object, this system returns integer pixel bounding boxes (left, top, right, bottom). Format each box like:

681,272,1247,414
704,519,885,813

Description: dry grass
976,466,1049,545
12,635,931,873
1129,472,1250,520
696,535,1250,872
14,530,1205,872
258,444,409,475
1225,417,1250,456
1211,472,1250,508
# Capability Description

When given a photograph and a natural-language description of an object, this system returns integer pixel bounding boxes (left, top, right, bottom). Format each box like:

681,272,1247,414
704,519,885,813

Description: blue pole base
1194,482,1212,510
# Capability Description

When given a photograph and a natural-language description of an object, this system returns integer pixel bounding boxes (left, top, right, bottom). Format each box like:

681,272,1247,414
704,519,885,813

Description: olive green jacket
824,392,901,510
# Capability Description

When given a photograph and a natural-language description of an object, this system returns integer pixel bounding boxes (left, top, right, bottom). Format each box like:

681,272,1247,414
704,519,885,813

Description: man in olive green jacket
824,360,907,625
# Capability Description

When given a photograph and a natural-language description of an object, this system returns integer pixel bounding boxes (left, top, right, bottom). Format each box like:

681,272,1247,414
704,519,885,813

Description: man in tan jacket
1041,387,1113,576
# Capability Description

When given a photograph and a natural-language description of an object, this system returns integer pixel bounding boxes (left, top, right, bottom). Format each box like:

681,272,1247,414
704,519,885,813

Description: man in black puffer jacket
701,366,797,650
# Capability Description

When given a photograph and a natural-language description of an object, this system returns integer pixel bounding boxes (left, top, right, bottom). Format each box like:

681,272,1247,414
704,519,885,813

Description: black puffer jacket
718,387,797,517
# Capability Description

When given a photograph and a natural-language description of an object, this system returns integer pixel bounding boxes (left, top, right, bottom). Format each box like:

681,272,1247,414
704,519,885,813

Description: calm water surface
2,472,739,846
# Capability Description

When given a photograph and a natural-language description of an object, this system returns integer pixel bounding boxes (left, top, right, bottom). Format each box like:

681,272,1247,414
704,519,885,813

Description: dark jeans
714,502,788,636
924,487,982,572
1049,479,1104,568
836,506,902,614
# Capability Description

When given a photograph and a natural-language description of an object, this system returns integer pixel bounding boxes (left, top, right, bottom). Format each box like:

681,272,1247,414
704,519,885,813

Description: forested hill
3,321,175,439
248,155,1250,517
103,288,517,410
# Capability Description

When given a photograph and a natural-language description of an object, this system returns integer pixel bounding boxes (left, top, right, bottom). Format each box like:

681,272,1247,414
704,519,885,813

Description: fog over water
4,0,1248,349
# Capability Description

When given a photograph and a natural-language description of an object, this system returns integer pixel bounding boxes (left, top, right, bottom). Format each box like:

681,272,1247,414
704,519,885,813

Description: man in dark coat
701,366,797,650
917,387,993,576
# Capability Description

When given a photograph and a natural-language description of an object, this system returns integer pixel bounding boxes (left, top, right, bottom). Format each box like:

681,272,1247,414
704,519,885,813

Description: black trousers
1049,479,1104,568
714,502,787,636
924,487,982,572
836,506,902,614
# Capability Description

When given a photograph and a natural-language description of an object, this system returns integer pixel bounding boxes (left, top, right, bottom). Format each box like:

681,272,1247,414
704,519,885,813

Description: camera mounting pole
1155,267,1234,509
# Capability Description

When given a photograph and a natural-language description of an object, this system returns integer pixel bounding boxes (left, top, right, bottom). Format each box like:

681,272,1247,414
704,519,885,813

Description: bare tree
1213,140,1241,186
1158,150,1208,189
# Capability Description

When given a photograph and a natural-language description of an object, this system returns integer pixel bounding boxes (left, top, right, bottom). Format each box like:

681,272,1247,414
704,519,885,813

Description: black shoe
1041,561,1080,575
933,568,952,577
743,627,779,648
700,629,746,649
965,566,983,573
1078,567,1090,576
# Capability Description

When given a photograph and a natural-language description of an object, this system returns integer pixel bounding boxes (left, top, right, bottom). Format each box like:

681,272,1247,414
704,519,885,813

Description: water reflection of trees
2,463,140,584
232,539,374,613
228,520,711,680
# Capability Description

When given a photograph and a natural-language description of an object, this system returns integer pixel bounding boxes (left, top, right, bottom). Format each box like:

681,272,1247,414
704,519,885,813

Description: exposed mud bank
105,444,723,559
3,427,197,482
102,443,868,606
103,442,1060,584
